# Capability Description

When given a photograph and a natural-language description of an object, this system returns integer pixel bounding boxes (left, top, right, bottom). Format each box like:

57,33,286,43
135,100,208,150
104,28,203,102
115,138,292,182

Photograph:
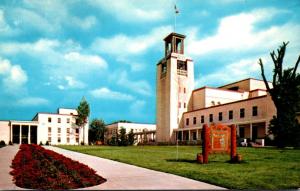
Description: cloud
58,76,86,90
91,25,172,57
116,71,152,96
64,52,107,69
88,0,169,22
0,9,15,36
17,97,49,106
130,100,146,115
90,87,134,101
186,8,299,57
0,57,28,93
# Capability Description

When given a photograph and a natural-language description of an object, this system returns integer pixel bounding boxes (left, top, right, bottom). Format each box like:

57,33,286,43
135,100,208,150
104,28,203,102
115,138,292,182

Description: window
161,62,167,74
48,127,51,133
178,102,181,108
48,117,52,123
76,138,79,143
201,115,204,123
218,112,223,121
186,118,189,126
75,128,79,134
193,117,197,125
67,137,70,143
193,132,197,140
48,137,51,142
240,108,245,118
57,128,61,134
229,110,233,120
252,106,258,116
58,137,61,143
184,88,186,93
209,114,213,122
67,118,70,123
58,118,61,123
184,103,186,108
67,128,70,134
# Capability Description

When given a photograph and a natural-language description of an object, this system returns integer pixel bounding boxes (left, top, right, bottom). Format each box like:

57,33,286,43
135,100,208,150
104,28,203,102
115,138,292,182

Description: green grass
57,145,300,189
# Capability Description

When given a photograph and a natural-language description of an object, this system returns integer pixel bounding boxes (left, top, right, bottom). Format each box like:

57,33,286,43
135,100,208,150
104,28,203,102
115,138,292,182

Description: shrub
45,141,49,146
10,144,106,189
39,141,43,146
0,140,6,146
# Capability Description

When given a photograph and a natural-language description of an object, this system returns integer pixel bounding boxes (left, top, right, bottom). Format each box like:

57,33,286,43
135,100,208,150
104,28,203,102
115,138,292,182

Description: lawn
57,145,300,189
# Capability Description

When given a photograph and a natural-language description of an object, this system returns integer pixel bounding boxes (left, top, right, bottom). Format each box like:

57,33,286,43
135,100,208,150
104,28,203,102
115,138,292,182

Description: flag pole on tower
174,4,179,32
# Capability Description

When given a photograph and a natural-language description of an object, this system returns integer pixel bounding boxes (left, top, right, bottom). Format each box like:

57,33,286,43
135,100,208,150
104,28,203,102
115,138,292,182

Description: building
0,108,88,145
105,122,156,144
156,33,277,143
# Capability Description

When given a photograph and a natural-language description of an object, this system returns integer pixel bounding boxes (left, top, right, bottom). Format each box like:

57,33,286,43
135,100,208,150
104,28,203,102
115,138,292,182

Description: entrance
30,126,38,144
13,125,20,144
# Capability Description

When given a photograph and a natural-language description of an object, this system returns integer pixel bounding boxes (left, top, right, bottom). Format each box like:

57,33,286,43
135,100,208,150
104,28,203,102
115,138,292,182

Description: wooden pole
231,124,237,161
202,124,210,164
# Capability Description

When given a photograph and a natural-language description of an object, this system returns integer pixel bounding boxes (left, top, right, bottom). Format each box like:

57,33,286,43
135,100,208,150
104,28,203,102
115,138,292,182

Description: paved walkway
0,145,225,190
0,145,22,190
47,146,225,190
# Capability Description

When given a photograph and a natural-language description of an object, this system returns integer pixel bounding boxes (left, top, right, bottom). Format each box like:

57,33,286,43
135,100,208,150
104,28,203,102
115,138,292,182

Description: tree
259,42,300,147
76,97,90,145
89,119,106,144
118,127,128,146
128,129,135,145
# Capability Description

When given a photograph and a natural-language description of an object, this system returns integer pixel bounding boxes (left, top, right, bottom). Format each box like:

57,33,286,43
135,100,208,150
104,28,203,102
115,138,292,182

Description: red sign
209,124,231,154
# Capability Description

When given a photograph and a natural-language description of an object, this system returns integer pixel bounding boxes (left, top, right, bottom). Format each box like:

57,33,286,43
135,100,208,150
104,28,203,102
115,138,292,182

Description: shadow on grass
166,159,198,163
166,158,249,165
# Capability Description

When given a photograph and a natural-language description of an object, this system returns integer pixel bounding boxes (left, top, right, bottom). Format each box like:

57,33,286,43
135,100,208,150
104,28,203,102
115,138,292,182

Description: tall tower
156,33,194,143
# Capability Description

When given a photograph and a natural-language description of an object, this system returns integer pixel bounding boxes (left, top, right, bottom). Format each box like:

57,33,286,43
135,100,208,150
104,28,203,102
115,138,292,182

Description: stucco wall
0,121,10,144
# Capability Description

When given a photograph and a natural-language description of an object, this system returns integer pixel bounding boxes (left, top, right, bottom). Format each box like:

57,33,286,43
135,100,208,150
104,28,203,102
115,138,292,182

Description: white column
250,123,253,141
188,130,191,141
196,129,199,140
19,125,22,144
236,124,240,137
265,121,268,135
28,126,31,144
10,125,12,143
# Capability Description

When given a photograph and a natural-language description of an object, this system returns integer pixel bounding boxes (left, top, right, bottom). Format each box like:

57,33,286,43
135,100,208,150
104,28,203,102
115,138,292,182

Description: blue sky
0,0,299,124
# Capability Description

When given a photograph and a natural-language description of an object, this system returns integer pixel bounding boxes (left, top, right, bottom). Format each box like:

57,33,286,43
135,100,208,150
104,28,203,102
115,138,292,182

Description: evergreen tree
259,42,300,147
76,97,90,145
89,119,106,143
118,127,128,146
128,129,135,145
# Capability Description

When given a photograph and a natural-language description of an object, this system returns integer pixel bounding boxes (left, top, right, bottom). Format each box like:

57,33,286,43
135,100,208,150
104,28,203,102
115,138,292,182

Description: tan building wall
0,121,10,143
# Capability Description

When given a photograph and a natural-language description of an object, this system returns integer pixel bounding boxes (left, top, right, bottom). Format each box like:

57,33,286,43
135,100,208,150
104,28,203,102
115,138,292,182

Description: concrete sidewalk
0,145,22,190
47,146,225,190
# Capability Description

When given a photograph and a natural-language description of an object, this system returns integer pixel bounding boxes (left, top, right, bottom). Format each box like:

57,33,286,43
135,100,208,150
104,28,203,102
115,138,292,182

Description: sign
209,124,231,154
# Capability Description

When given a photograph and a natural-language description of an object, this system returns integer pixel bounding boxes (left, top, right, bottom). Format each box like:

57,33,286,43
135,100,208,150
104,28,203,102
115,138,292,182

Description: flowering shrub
10,144,106,189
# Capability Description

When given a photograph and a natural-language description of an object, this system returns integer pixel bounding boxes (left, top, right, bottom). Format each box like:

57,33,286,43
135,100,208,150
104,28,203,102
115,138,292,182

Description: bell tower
156,33,194,143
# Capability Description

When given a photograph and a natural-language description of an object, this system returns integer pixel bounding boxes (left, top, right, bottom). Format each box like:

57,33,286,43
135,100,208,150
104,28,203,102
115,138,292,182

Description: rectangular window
67,137,70,143
186,118,189,126
58,137,61,143
76,138,79,143
252,106,258,116
184,103,186,108
48,117,51,123
193,117,196,125
58,118,61,123
240,108,245,118
209,114,213,122
58,127,61,134
201,115,204,123
48,137,51,142
218,112,223,121
67,128,70,134
229,110,233,120
184,87,186,93
48,127,51,133
178,102,181,108
67,118,70,123
75,128,79,134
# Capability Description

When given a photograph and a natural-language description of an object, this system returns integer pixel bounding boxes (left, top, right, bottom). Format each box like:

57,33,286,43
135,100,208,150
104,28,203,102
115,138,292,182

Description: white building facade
0,108,88,145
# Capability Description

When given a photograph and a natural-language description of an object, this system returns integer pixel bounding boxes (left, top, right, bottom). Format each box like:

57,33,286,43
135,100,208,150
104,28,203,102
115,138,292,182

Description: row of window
178,102,187,109
48,136,79,143
186,106,258,126
48,127,79,134
48,117,71,123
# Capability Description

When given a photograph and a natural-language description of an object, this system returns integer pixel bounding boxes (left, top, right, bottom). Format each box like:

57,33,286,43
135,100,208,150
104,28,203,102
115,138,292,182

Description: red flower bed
10,144,106,189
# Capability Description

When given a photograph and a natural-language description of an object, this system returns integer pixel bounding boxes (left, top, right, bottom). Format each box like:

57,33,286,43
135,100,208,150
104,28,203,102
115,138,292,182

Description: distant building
0,108,88,145
105,122,156,144
156,33,276,143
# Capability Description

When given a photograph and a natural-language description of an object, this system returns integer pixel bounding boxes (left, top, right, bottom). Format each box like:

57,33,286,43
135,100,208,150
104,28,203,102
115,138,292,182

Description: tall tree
118,127,128,146
259,42,300,147
76,97,90,145
89,119,106,143
128,129,135,145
